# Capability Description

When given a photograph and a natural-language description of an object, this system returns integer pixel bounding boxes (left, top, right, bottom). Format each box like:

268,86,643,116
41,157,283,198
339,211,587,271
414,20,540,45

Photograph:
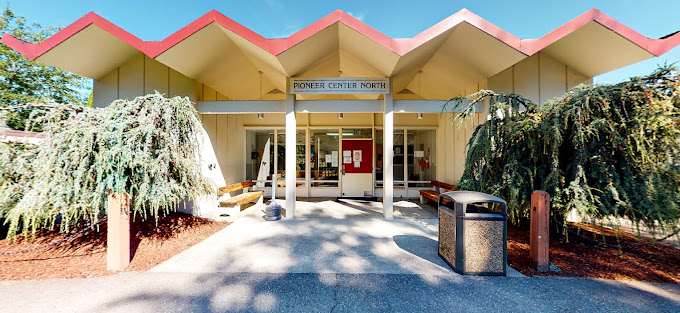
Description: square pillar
383,93,394,219
285,93,296,218
107,193,131,271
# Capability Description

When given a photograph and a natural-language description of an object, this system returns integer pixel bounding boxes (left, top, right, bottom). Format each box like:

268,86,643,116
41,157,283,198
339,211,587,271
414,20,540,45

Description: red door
342,139,373,173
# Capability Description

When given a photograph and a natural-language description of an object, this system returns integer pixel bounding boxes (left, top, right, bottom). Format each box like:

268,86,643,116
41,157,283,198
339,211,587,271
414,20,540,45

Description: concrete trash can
438,191,508,276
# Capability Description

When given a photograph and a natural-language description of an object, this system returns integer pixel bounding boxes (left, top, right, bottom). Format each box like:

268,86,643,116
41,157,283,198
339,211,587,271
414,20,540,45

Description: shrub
453,67,680,235
0,93,212,239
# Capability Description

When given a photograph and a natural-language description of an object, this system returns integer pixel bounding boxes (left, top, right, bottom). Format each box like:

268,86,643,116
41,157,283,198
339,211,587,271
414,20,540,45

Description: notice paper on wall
343,156,352,164
354,161,360,168
331,151,339,167
414,150,425,157
353,150,362,162
325,154,332,164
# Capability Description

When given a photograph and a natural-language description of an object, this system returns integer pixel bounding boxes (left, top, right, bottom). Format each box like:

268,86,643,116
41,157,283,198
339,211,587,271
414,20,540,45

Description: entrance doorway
244,125,436,199
341,138,373,197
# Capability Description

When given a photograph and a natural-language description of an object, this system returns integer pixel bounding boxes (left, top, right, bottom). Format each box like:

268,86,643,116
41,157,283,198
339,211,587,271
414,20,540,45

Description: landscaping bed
0,213,227,280
508,223,680,283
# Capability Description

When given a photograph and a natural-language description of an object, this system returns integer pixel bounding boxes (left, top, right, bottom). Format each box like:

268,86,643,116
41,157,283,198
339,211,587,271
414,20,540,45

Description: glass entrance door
246,126,436,199
309,129,340,197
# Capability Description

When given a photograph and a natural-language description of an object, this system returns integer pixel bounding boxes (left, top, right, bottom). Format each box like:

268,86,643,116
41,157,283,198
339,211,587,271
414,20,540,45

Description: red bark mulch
508,223,680,283
0,213,228,281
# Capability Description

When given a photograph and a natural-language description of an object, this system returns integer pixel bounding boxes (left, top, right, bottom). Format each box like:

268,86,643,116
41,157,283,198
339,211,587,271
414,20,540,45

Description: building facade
3,8,678,218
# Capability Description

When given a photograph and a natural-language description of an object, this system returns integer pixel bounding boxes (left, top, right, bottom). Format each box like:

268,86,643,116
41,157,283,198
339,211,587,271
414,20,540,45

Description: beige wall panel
487,67,513,94
193,81,204,101
436,114,446,182
118,54,144,100
442,113,456,184
478,79,488,90
201,114,218,159
225,114,245,183
169,68,197,99
93,68,118,108
200,114,243,185
436,113,479,185
567,67,591,89
374,113,383,126
144,57,169,95
540,53,567,103
202,114,217,137
240,113,285,126
202,85,217,101
452,114,465,183
394,113,439,127
309,113,373,126
214,115,230,183
297,113,309,127
216,92,229,101
514,55,539,103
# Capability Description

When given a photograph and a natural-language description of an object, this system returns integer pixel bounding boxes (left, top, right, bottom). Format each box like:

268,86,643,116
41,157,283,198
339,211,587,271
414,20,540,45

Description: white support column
285,93,296,218
383,93,394,219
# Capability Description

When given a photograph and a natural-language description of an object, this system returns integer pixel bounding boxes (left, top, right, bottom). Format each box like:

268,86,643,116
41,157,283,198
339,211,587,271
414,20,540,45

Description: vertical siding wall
438,54,592,184
436,112,485,185
488,52,591,104
93,53,200,107
199,114,249,185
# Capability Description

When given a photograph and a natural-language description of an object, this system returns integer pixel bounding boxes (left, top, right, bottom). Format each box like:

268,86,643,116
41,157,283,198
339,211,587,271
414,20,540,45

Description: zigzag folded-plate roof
2,8,678,80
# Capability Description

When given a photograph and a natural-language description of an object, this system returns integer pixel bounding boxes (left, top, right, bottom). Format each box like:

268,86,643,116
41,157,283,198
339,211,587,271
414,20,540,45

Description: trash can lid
439,191,507,206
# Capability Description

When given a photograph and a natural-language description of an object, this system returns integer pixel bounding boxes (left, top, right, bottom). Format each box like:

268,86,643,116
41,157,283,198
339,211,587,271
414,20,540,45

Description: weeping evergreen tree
452,66,679,235
0,93,212,239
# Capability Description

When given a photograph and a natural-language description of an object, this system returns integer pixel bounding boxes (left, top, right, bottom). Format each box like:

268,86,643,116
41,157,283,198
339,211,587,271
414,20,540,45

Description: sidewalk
2,272,678,313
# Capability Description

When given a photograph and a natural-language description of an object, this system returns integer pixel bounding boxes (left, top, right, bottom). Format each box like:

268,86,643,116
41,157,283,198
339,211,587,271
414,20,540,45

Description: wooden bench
419,180,456,205
217,180,263,217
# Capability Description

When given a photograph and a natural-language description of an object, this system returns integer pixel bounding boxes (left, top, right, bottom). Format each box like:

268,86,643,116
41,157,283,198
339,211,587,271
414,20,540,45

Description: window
310,129,339,187
276,129,306,186
342,128,372,139
407,129,436,187
375,129,405,188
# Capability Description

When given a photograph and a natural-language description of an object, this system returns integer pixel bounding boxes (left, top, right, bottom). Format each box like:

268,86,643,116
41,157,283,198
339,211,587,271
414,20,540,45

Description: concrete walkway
151,199,521,276
2,272,679,313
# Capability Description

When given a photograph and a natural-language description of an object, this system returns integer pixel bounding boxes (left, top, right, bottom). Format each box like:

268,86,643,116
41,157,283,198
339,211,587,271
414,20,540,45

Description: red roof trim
1,8,677,62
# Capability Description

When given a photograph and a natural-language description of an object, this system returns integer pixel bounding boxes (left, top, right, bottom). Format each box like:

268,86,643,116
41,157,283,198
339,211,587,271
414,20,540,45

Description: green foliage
0,7,86,130
0,142,37,215
0,93,213,239
453,67,680,234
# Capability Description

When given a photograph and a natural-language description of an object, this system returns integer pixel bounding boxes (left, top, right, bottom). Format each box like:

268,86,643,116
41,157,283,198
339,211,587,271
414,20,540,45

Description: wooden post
107,193,131,271
530,190,550,272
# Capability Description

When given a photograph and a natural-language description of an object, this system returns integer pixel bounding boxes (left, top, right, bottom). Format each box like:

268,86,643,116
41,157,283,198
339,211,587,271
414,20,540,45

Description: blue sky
3,0,679,84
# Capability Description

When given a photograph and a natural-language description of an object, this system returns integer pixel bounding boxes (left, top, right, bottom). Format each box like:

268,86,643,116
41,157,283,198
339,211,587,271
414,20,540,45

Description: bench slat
419,180,457,205
220,191,263,207
431,180,456,191
218,180,255,196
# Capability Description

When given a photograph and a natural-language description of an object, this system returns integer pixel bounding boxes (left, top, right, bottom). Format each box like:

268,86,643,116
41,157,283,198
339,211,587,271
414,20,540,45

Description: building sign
290,77,389,94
